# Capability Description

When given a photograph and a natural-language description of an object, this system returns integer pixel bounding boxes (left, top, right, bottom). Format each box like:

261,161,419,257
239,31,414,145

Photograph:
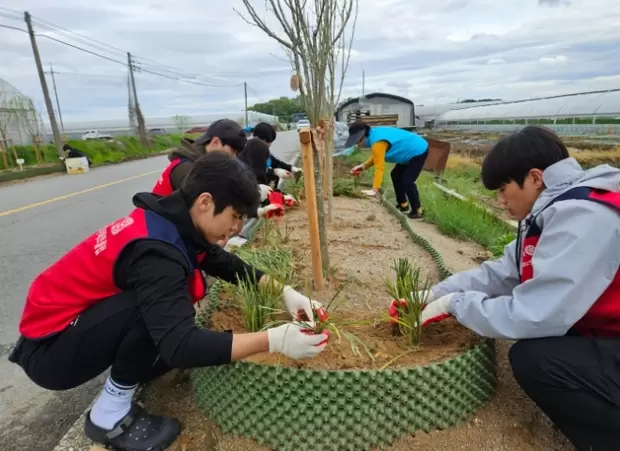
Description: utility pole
24,11,63,157
48,64,64,134
362,70,365,96
127,52,149,147
244,81,249,127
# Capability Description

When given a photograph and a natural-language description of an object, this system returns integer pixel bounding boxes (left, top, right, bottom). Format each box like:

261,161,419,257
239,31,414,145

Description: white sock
89,377,137,430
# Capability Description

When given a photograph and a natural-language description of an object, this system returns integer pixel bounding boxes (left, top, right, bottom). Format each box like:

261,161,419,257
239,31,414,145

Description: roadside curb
52,150,300,451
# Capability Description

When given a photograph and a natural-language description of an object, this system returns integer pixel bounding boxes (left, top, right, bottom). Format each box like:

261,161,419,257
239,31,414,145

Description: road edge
52,150,300,451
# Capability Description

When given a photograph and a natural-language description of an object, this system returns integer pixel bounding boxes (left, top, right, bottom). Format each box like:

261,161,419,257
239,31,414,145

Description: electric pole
244,81,249,127
127,52,149,147
24,11,63,157
362,70,365,96
48,64,64,135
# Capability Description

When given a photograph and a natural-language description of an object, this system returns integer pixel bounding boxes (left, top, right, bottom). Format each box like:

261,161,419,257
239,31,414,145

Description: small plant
332,178,366,198
384,258,433,347
236,271,284,332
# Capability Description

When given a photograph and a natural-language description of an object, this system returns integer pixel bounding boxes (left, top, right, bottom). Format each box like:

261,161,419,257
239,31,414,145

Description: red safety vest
19,208,207,340
520,187,620,337
152,157,187,196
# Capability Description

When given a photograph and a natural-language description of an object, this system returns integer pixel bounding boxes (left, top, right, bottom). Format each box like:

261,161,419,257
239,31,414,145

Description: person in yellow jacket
345,121,429,219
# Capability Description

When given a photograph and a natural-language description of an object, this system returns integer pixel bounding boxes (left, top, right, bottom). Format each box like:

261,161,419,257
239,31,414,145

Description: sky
0,0,619,123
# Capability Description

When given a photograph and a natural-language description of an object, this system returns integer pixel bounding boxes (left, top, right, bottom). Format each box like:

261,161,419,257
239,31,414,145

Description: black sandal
85,403,181,451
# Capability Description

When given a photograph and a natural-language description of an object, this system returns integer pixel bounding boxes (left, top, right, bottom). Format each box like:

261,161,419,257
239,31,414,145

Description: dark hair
252,122,277,143
62,144,72,151
348,120,371,137
481,125,570,190
181,151,260,216
238,139,271,184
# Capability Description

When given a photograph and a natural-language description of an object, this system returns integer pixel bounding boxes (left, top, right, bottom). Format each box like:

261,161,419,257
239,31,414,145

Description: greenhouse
0,77,45,147
435,89,620,135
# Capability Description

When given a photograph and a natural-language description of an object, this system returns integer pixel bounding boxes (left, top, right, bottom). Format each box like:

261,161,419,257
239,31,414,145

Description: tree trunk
34,141,41,164
1,150,8,169
324,119,335,222
311,135,330,275
11,147,18,165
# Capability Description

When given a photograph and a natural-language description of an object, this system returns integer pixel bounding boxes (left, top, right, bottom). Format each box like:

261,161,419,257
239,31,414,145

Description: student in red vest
154,119,278,226
406,125,620,450
9,151,327,451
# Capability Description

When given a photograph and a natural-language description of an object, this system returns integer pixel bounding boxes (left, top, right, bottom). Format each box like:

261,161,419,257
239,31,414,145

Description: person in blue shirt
345,121,429,219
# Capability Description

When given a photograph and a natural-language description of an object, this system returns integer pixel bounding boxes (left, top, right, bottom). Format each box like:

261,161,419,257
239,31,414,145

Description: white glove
257,204,283,218
267,322,327,359
420,293,456,327
274,168,292,178
361,189,377,197
351,164,364,175
291,166,302,173
258,184,273,202
414,289,437,303
283,194,298,206
282,286,323,321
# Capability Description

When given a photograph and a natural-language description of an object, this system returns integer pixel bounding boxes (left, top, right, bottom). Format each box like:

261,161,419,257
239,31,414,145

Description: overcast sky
1,0,619,122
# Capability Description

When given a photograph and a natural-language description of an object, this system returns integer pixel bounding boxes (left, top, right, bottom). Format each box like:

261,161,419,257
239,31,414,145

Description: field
125,133,620,451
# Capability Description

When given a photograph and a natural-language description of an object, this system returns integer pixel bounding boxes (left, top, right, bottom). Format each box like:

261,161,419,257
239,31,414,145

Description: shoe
395,203,409,213
407,209,424,220
85,403,181,451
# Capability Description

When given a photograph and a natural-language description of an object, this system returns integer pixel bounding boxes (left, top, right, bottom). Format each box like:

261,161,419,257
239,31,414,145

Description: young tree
16,97,43,163
172,114,190,134
236,0,358,275
0,93,15,168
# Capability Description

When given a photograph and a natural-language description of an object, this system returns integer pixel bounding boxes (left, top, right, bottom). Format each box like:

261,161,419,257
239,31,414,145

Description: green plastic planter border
191,194,497,451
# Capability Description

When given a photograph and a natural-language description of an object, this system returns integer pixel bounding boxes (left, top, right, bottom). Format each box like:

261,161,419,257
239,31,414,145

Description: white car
296,119,310,131
82,130,112,140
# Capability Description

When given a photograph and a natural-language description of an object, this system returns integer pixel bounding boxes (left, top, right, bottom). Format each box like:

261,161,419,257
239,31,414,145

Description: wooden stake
299,129,324,290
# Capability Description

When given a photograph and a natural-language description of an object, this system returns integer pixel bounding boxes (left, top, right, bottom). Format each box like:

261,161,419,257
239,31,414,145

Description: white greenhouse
0,78,46,148
434,89,620,135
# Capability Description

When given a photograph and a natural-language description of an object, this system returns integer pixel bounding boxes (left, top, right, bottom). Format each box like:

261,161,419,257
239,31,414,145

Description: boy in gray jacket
418,125,620,451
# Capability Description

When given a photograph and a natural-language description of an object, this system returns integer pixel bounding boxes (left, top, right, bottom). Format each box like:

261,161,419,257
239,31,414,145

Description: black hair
348,120,371,137
252,122,277,143
181,151,260,216
62,144,72,151
238,139,271,184
218,134,246,154
481,125,570,190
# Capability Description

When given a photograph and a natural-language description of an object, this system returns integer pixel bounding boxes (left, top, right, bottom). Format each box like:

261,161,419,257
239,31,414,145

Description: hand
282,286,323,322
351,164,364,176
291,166,302,173
361,189,377,197
283,194,299,207
387,290,436,324
267,322,327,359
258,184,273,202
419,293,456,327
257,204,284,219
274,168,292,178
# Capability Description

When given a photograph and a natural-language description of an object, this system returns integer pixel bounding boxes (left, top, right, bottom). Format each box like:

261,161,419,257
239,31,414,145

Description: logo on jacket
523,245,536,256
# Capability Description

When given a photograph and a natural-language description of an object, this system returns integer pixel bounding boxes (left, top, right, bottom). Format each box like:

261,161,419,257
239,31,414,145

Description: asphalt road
0,131,300,451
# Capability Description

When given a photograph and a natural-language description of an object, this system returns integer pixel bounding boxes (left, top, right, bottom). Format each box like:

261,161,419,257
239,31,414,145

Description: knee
509,339,547,386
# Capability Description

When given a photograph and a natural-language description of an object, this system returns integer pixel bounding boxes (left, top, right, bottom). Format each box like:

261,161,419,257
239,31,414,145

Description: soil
140,195,573,451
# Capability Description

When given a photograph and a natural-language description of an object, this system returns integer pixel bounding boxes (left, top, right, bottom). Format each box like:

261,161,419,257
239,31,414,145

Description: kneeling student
9,151,327,451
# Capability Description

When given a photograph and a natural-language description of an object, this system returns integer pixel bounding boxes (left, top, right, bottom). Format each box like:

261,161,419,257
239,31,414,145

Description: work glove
283,194,299,207
257,204,284,219
351,164,364,176
388,290,437,324
282,286,323,322
419,293,456,327
291,166,302,173
267,322,328,359
361,189,378,197
258,184,273,202
274,168,292,178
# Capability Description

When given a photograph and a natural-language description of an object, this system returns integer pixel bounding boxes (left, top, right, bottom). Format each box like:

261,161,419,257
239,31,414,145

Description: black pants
9,292,170,391
390,150,428,212
510,336,620,451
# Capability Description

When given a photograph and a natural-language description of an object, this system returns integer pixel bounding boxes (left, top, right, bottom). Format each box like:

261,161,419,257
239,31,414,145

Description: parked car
148,128,168,135
82,130,112,140
296,119,311,131
184,126,209,134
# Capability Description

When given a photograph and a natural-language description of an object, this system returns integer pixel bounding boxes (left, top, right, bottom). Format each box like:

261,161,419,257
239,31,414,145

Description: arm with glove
351,141,389,197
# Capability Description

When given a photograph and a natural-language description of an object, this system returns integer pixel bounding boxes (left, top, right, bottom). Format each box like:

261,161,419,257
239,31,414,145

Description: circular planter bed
191,196,497,451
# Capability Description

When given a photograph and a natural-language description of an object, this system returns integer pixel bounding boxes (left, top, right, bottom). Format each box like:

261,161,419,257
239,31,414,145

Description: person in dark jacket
251,122,302,187
62,143,92,166
9,151,326,451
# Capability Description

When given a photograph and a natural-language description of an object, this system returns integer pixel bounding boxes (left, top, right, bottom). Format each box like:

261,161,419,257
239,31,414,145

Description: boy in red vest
414,125,620,450
9,151,327,451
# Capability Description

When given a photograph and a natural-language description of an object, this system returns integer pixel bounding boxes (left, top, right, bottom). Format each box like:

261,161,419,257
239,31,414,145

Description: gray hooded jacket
432,158,620,340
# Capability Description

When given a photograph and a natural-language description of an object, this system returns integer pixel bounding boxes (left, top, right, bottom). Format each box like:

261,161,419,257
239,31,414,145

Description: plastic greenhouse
435,89,620,135
0,77,45,147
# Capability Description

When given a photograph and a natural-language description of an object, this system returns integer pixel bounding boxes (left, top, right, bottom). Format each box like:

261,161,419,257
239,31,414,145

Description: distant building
0,78,46,147
335,93,415,128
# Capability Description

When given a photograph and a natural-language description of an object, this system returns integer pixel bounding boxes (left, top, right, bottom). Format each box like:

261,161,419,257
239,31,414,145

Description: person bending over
9,151,327,451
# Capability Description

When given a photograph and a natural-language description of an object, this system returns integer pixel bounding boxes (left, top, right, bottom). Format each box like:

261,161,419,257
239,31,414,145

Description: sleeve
431,239,521,298
270,154,292,172
115,240,233,369
447,199,620,340
368,141,389,190
200,243,265,285
169,161,194,191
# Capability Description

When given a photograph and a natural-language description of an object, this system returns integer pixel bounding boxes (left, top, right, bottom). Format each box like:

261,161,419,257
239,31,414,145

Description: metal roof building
335,92,415,127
